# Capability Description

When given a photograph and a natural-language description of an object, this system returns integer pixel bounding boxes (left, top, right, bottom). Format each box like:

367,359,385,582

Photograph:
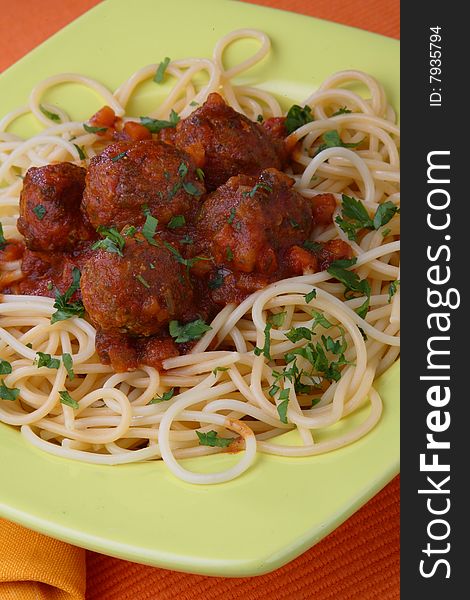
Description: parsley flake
73,144,86,160
285,104,313,134
142,215,159,246
316,130,362,155
62,353,74,379
149,388,175,404
0,360,12,375
51,268,85,324
168,215,186,229
140,110,180,133
388,280,400,302
169,319,212,343
0,223,6,250
59,390,79,409
40,105,60,122
305,289,317,303
154,57,171,83
33,204,46,220
92,227,125,256
36,352,60,369
196,430,234,448
331,106,352,116
83,123,107,133
111,151,127,162
0,380,20,401
136,274,150,289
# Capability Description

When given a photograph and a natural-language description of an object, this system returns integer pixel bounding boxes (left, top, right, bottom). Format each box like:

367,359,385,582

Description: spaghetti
0,29,400,484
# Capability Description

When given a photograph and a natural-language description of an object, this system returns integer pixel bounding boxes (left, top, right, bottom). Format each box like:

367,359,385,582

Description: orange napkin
0,519,85,600
0,1,399,599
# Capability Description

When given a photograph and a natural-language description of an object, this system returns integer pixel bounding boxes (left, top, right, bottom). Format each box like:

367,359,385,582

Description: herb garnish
327,257,371,318
0,380,20,401
226,246,234,261
149,388,175,404
168,215,186,229
92,227,125,256
388,280,400,302
183,181,202,196
142,215,159,246
140,110,180,133
335,195,399,241
73,144,86,160
111,151,128,162
40,105,60,122
276,389,290,423
83,123,107,134
163,241,210,272
0,360,12,375
59,390,79,409
196,167,205,181
285,104,313,134
227,208,236,224
257,114,264,123
242,182,272,198
212,366,229,376
316,130,362,155
136,274,150,289
0,223,6,250
196,430,234,448
154,57,171,83
62,353,74,379
303,240,322,253
36,352,60,370
208,269,225,289
305,289,317,303
33,205,46,220
50,268,85,324
331,106,352,116
169,319,212,343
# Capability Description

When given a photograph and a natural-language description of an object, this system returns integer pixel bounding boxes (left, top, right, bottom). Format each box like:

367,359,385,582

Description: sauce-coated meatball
197,168,313,274
17,163,93,251
81,238,194,336
163,93,286,191
81,140,205,230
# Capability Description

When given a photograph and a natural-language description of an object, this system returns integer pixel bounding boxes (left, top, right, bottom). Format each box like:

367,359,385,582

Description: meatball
81,140,205,230
164,93,287,191
81,238,194,336
17,163,93,251
197,168,313,274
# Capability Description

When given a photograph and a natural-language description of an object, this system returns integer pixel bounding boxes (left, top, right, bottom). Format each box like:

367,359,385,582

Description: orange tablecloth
0,1,400,598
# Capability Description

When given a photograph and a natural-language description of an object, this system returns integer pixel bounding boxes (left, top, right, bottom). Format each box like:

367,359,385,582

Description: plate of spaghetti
0,0,399,576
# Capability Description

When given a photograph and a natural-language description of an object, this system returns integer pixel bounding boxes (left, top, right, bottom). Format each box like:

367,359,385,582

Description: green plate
0,0,399,576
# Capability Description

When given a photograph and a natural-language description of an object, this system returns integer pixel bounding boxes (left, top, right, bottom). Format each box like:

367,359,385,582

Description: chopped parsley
316,130,363,155
327,258,371,319
227,207,236,224
169,319,212,343
136,274,150,289
83,123,107,133
208,268,225,289
140,110,180,132
178,162,188,178
154,57,171,83
0,223,6,250
0,360,12,375
59,390,79,409
142,214,159,246
111,151,128,162
254,322,272,360
285,327,312,343
190,100,199,107
73,144,86,160
180,235,194,245
388,280,400,302
331,106,352,116
33,204,46,220
40,105,60,122
381,227,391,238
163,241,210,272
226,246,234,261
288,217,299,229
311,311,334,330
196,167,205,181
285,104,313,134
242,182,272,198
50,268,85,324
257,114,264,123
35,352,60,370
335,195,400,241
92,227,125,256
268,312,286,327
168,215,186,229
305,289,317,303
62,353,74,380
149,388,175,404
0,380,20,401
183,181,202,196
212,366,229,376
302,240,322,253
276,389,290,423
196,430,234,448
